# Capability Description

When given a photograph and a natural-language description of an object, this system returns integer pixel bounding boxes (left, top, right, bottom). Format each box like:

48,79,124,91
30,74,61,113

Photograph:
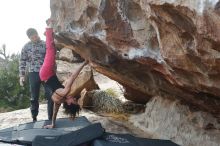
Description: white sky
0,0,50,55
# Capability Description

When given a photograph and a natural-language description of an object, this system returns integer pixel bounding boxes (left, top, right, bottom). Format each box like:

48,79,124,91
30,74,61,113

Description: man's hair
63,102,80,119
26,28,38,38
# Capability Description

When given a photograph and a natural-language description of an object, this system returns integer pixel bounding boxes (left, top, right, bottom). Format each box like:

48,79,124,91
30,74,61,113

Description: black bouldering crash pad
32,123,104,146
0,117,180,146
0,116,97,145
92,133,179,146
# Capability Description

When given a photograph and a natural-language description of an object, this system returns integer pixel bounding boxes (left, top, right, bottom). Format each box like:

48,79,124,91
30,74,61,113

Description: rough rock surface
58,47,74,62
58,47,84,63
130,96,220,146
49,0,220,145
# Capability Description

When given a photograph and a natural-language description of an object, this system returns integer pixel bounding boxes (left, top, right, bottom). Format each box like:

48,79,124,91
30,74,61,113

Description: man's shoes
33,117,37,122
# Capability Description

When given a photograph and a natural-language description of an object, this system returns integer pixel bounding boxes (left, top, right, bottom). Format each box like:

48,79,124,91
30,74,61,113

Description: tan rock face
130,96,220,146
50,0,220,119
58,48,74,62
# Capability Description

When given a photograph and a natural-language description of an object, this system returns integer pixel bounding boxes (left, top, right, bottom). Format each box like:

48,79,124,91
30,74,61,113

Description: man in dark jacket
19,28,53,122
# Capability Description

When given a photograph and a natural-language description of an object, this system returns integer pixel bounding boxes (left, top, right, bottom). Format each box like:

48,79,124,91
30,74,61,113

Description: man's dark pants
29,72,53,120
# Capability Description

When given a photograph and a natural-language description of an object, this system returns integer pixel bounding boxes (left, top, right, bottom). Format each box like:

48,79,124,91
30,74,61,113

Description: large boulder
51,0,220,119
49,0,220,145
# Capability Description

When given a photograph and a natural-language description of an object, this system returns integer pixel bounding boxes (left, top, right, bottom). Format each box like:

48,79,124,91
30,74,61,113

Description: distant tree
0,54,30,111
0,45,29,112
0,45,47,112
0,44,9,60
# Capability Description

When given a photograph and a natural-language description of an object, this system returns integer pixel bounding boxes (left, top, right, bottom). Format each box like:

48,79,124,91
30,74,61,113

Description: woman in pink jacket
40,19,88,128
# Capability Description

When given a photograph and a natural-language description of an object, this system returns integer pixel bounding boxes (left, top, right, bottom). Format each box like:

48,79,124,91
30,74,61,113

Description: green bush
0,54,30,112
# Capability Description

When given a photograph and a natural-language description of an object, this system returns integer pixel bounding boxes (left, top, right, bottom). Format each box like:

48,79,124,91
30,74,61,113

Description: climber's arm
63,61,88,92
